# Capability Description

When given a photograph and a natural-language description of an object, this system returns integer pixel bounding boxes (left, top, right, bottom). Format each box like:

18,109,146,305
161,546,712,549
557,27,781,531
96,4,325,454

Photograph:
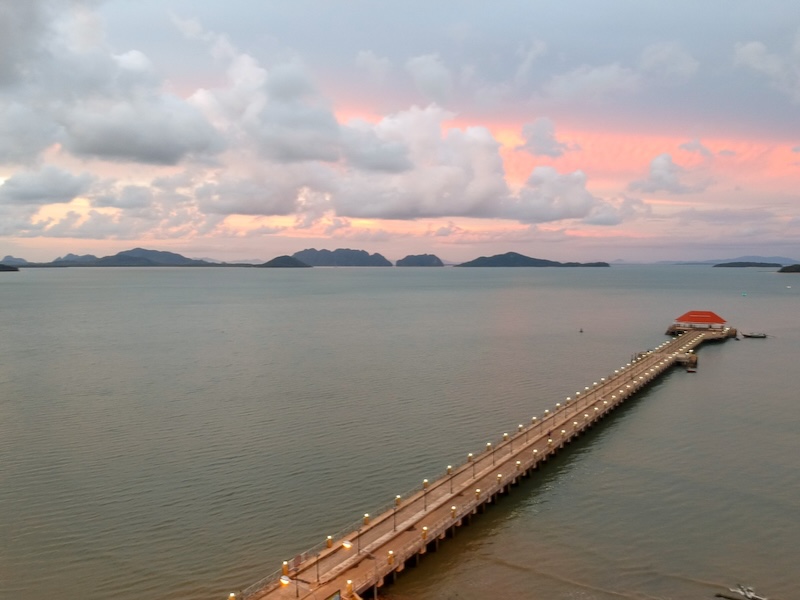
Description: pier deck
236,327,733,600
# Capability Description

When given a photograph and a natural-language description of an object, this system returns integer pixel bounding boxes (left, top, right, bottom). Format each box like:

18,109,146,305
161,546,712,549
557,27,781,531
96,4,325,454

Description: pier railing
236,328,732,599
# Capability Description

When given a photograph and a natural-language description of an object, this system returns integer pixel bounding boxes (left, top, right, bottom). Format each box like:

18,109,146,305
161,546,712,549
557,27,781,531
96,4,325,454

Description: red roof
674,310,726,324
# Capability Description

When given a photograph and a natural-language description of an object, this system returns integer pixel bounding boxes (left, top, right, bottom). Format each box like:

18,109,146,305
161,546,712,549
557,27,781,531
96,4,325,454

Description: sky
1,0,800,263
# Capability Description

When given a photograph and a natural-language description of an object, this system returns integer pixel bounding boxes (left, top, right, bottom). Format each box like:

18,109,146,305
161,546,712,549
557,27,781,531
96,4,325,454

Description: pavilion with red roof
672,310,727,329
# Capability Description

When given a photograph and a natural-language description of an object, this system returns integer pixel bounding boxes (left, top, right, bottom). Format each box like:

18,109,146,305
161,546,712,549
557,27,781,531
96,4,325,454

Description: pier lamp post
487,442,495,465
423,479,429,510
393,495,401,530
468,452,475,478
447,465,453,493
531,416,538,433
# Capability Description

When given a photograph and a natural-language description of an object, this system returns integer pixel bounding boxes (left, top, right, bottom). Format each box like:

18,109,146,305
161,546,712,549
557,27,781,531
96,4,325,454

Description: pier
232,321,735,600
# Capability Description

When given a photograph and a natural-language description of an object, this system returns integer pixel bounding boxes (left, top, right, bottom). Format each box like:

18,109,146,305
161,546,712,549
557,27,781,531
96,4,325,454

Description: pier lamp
561,429,566,437
447,465,453,493
556,403,561,412
229,593,236,600
393,495,401,530
342,540,353,550
468,452,475,477
518,423,524,433
475,488,481,500
363,513,370,526
573,421,578,430
531,417,538,433
544,409,550,421
423,479,429,510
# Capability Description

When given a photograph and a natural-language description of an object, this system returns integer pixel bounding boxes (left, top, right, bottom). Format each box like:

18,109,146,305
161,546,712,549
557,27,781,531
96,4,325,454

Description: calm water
0,266,797,600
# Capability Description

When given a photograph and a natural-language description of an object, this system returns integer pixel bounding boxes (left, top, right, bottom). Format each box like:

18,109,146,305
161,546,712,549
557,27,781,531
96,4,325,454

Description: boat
741,332,767,338
729,584,768,600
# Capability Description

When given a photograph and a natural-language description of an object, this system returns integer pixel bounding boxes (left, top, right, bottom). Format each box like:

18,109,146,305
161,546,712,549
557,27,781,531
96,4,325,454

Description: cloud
514,40,547,86
341,121,413,172
186,34,341,163
356,50,391,82
629,153,710,194
516,117,578,157
679,139,712,158
62,96,224,164
0,1,49,86
504,167,609,223
734,34,800,102
332,106,508,219
405,54,454,104
671,207,777,226
0,165,94,205
0,101,60,164
639,42,699,84
542,63,640,101
92,185,155,210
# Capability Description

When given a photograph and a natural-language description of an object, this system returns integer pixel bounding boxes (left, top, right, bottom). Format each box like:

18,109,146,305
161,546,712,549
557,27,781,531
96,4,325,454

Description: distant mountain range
456,252,609,267
292,248,392,266
658,255,800,266
3,248,215,267
5,248,797,269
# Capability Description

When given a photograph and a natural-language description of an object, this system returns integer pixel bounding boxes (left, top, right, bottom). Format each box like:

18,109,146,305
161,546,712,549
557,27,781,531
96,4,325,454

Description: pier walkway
234,327,734,600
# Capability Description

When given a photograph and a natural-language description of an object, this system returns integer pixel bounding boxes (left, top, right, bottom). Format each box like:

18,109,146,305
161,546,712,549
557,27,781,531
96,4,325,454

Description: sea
1,265,798,600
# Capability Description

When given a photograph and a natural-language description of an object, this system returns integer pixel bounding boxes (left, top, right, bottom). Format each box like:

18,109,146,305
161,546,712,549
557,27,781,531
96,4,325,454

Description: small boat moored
741,332,768,338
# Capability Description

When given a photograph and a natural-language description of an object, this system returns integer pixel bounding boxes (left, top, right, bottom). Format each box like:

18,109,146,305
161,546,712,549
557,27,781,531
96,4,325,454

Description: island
292,248,392,267
778,264,800,273
259,255,311,268
456,252,609,267
396,254,444,267
0,264,20,271
713,262,782,268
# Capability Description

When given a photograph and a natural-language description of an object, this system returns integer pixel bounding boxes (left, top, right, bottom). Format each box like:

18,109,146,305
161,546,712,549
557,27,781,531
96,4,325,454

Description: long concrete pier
232,325,734,600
